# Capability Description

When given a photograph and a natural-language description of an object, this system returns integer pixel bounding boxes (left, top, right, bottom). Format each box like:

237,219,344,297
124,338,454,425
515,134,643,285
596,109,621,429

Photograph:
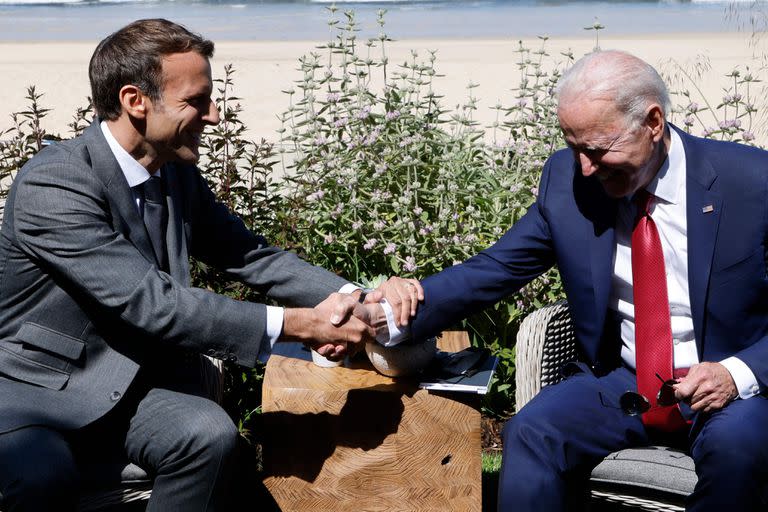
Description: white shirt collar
644,127,684,206
100,120,159,187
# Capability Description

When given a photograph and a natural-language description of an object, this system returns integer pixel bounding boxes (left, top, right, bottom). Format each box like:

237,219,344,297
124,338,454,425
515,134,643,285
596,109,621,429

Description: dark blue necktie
141,176,169,272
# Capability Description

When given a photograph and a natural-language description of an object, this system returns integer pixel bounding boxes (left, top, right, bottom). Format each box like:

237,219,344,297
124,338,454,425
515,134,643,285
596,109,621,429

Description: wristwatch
357,288,374,303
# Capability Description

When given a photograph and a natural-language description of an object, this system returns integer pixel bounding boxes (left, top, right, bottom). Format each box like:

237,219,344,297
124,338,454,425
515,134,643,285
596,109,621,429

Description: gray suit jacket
0,122,348,434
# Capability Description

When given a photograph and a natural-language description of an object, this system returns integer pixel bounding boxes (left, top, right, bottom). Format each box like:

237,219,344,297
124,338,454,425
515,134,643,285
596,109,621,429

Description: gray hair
556,50,671,130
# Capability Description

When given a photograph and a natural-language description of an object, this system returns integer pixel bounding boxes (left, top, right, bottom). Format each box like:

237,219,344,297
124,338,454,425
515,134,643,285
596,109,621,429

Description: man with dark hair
89,18,217,122
0,18,420,511
407,50,768,510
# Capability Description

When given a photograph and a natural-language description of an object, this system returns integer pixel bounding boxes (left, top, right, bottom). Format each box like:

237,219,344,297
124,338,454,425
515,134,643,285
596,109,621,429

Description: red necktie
631,190,687,431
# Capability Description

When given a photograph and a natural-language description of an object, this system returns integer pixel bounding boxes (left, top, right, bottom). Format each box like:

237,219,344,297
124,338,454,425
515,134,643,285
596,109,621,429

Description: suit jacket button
110,391,122,402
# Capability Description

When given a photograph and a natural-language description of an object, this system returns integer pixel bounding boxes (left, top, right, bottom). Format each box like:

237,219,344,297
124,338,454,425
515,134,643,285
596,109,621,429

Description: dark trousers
498,366,768,511
0,377,239,512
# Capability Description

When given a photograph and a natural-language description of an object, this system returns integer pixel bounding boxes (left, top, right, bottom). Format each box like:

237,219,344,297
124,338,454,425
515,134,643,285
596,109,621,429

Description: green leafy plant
272,9,571,414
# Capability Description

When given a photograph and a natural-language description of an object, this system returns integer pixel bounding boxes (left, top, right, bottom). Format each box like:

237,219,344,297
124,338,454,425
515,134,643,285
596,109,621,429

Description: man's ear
645,104,665,142
119,85,148,119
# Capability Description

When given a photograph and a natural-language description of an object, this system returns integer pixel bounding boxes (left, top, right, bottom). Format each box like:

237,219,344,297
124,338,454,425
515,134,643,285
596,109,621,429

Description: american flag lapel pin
702,204,714,213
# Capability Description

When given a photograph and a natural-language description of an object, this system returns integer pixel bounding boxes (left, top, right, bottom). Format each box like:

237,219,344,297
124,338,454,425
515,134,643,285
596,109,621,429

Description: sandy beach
2,32,766,144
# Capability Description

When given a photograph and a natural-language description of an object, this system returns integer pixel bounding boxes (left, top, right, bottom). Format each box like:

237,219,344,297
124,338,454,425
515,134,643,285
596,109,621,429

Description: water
0,0,753,42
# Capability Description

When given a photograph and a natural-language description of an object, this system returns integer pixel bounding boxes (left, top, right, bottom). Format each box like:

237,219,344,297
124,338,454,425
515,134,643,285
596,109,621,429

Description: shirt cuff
257,305,284,364
377,299,409,347
338,283,360,295
720,356,761,399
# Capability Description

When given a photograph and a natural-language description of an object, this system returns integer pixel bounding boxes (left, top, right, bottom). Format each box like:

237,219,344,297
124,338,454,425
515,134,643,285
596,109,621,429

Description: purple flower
383,243,397,255
718,119,741,130
307,190,325,202
386,110,401,120
403,256,418,273
357,106,372,120
363,238,377,250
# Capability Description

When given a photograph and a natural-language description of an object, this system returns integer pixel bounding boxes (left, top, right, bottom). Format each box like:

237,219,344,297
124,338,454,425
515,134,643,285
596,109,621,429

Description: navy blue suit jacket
412,127,768,386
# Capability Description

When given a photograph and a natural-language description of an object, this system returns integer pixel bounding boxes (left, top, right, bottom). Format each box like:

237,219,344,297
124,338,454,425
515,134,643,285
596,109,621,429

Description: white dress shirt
610,128,759,399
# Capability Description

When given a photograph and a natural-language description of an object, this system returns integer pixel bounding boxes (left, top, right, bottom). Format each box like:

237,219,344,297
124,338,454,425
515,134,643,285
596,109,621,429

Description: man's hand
364,276,424,326
673,362,738,413
313,302,387,359
282,293,377,360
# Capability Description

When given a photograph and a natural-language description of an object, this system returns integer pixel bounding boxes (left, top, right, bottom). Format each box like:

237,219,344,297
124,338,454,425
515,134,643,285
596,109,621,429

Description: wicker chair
515,301,695,512
0,355,224,511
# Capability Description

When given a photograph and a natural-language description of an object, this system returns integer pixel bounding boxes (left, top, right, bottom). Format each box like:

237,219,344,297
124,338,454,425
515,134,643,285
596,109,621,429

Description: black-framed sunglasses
619,373,680,416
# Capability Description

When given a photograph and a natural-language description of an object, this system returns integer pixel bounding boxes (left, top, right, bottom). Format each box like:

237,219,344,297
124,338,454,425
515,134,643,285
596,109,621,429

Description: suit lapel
678,130,721,352
589,198,617,354
83,122,160,266
571,167,618,361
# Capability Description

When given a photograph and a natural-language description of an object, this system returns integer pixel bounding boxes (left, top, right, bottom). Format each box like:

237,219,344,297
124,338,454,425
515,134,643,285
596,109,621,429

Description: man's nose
203,99,220,126
579,152,598,176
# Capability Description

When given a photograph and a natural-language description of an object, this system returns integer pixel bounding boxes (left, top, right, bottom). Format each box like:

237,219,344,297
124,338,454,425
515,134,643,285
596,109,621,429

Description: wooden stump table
261,332,482,511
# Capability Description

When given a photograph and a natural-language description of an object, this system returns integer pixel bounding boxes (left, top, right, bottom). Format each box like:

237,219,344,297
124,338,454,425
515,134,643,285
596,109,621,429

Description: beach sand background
2,32,768,144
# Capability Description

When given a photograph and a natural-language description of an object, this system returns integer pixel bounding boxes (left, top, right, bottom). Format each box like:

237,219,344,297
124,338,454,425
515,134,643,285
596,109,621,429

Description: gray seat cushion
80,461,152,488
591,445,695,507
1,461,152,511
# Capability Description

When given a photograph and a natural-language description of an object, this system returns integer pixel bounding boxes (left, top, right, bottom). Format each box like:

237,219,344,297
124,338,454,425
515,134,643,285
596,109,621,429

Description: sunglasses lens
620,392,650,416
657,380,679,406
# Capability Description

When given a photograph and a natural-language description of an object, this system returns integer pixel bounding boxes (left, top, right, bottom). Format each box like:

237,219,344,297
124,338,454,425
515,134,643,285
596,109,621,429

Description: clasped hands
284,277,424,361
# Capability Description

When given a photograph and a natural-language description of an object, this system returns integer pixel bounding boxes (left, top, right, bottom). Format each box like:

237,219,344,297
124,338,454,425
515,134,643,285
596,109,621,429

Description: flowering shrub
270,10,572,405
661,57,763,144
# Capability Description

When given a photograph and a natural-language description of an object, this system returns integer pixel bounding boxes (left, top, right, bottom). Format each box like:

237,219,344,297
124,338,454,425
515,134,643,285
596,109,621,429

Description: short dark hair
89,18,215,121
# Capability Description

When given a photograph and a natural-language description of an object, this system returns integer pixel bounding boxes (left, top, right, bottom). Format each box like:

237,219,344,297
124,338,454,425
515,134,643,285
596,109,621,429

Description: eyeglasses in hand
620,373,680,416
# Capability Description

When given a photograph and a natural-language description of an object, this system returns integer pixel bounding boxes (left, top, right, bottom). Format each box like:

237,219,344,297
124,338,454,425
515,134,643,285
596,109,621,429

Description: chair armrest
514,301,577,411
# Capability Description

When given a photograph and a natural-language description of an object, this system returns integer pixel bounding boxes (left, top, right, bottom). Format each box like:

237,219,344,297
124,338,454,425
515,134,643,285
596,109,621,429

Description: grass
482,451,502,511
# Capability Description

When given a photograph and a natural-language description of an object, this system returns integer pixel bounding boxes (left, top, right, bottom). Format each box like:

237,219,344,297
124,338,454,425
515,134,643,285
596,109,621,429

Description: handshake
281,277,424,361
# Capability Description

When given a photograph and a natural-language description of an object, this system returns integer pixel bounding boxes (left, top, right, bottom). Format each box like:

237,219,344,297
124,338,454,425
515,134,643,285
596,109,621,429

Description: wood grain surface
262,332,481,511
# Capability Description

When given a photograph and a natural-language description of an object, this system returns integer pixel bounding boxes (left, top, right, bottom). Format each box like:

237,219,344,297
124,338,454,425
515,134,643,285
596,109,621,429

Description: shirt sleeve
257,305,285,363
720,356,761,399
377,299,409,346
